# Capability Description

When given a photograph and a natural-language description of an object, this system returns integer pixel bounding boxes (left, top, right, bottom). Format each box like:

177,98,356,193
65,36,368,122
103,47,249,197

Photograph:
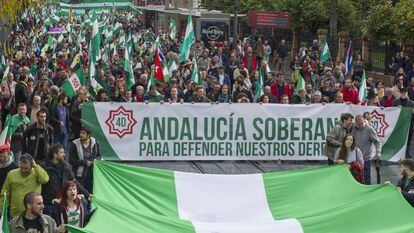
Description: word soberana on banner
82,103,412,161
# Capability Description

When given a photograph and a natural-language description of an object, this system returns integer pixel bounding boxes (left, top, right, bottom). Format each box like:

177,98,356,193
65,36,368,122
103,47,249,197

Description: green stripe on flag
93,161,179,217
381,107,412,160
81,102,120,160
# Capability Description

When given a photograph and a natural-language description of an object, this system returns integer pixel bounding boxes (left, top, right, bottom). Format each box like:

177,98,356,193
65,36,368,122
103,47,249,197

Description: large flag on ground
321,37,331,63
179,14,195,63
66,161,414,233
1,192,10,233
359,70,367,103
345,41,353,76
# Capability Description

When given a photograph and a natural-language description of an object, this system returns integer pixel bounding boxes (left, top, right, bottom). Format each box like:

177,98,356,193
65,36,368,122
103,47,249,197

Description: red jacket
242,55,257,73
270,82,293,103
340,86,360,104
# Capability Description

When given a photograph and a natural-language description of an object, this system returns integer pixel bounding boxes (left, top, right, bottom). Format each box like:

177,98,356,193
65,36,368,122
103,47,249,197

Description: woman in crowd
216,84,232,103
334,134,365,184
53,181,90,230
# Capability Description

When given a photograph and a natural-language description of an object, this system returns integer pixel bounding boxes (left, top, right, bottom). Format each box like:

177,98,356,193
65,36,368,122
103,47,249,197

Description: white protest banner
82,103,412,161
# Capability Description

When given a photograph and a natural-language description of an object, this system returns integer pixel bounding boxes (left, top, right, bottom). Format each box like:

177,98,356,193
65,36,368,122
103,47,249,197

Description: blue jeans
54,131,68,152
364,160,371,185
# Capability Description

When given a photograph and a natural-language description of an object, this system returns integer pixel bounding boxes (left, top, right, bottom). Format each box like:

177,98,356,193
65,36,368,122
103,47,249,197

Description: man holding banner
352,115,381,185
325,113,354,165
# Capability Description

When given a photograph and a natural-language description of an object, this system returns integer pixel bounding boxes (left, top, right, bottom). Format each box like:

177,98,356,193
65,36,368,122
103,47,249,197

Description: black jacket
40,159,90,204
69,137,101,179
69,99,85,139
397,176,414,207
49,103,70,137
23,122,54,162
14,81,30,106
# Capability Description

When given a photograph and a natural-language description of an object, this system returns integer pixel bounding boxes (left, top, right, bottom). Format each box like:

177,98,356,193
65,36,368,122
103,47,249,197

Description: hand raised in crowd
57,224,66,233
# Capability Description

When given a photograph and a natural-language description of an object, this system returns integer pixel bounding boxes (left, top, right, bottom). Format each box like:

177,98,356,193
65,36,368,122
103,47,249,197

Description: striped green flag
359,70,367,103
66,161,414,233
321,37,331,63
1,192,10,233
147,71,155,94
254,69,264,102
191,55,202,86
61,68,83,98
169,18,177,40
91,13,101,62
295,71,306,93
124,41,135,90
179,14,194,63
162,63,171,83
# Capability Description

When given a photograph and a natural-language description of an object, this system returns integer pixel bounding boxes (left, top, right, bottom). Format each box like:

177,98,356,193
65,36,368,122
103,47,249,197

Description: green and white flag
359,70,367,103
113,22,123,35
124,42,135,90
162,63,170,83
191,56,202,86
147,72,155,93
169,18,177,40
168,57,178,76
1,192,10,233
66,161,414,233
295,71,306,93
179,14,194,63
91,13,102,62
61,69,83,98
50,13,60,24
2,66,10,82
321,37,331,63
254,69,264,102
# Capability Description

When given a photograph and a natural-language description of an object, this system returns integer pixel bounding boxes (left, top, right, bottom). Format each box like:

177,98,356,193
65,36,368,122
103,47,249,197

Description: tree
392,0,414,44
0,0,40,26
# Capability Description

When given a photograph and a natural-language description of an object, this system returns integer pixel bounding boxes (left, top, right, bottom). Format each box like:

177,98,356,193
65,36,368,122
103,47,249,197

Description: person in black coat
14,74,30,106
23,108,54,162
0,145,18,189
70,87,89,140
49,93,70,151
396,159,414,207
41,144,90,216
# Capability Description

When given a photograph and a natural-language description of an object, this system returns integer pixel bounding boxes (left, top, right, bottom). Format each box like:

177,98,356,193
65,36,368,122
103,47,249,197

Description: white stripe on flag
192,219,304,233
174,172,274,223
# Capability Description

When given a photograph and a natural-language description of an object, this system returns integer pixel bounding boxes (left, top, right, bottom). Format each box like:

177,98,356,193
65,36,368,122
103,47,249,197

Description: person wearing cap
69,126,101,193
0,144,18,189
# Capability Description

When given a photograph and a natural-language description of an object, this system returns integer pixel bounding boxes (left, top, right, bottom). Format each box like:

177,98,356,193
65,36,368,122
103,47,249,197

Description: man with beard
23,109,54,162
10,192,65,233
340,78,360,104
394,159,414,207
0,154,49,218
69,126,101,193
41,144,91,216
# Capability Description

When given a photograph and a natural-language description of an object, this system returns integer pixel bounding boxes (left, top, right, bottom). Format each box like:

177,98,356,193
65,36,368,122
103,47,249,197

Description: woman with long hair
334,134,365,183
53,181,90,230
216,84,232,103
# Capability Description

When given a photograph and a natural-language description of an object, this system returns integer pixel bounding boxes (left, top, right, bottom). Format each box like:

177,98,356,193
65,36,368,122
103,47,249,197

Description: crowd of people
0,2,413,232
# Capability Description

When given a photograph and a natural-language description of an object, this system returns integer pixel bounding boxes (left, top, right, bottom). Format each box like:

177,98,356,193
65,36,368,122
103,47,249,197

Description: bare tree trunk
329,0,337,38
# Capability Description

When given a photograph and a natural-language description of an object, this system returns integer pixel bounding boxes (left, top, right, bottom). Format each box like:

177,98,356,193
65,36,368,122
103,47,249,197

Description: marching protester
52,181,91,230
0,154,49,218
9,192,65,233
41,144,91,216
334,134,365,184
325,113,354,165
395,159,414,207
69,126,101,193
10,103,31,163
0,144,18,189
352,115,382,185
